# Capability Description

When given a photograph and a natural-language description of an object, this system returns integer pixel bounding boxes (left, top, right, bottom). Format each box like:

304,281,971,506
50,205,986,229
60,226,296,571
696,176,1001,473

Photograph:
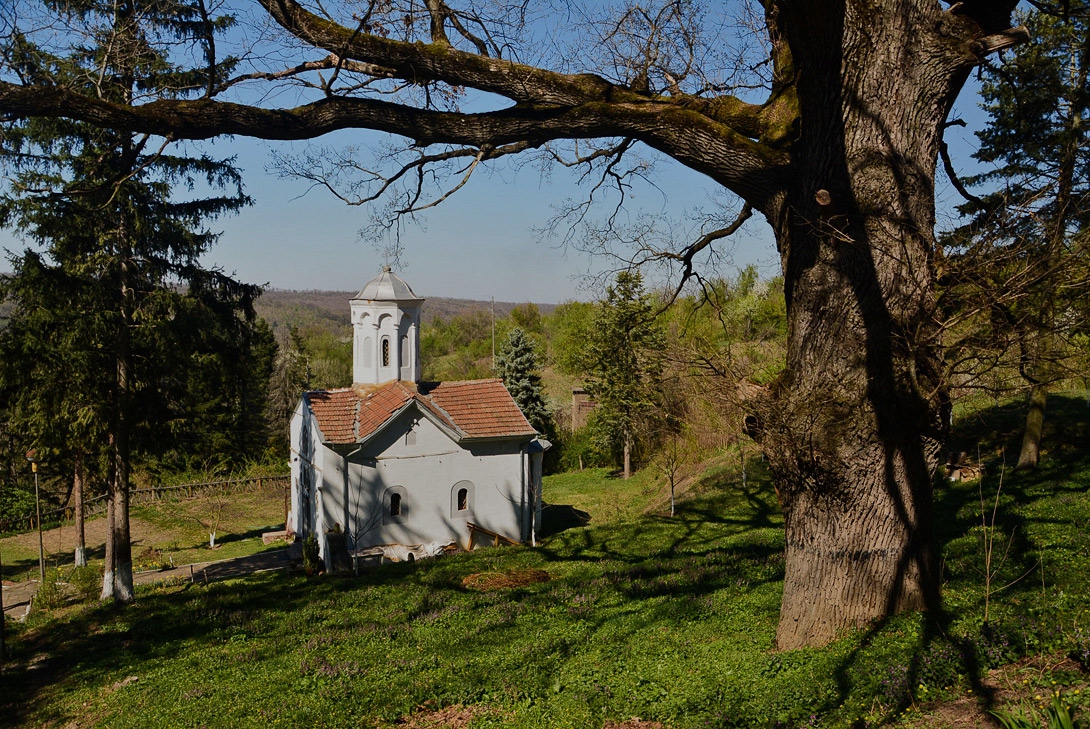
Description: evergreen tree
585,271,665,479
945,3,1090,469
266,326,311,454
0,0,254,599
496,327,552,436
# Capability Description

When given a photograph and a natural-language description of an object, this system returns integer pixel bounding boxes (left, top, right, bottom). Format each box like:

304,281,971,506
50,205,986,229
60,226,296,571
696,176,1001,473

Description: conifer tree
0,0,254,599
496,327,551,436
585,271,665,479
945,3,1090,469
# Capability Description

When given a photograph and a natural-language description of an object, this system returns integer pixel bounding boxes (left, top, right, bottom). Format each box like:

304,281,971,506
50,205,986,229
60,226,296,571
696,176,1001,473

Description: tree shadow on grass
808,393,1090,727
538,503,591,539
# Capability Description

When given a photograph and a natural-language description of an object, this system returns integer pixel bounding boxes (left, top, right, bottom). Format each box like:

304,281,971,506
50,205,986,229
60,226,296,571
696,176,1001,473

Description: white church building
288,267,548,568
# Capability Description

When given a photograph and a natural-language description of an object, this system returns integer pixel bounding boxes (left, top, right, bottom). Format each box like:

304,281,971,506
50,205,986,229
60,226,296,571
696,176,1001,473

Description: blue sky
188,77,988,304
177,133,782,303
0,54,992,306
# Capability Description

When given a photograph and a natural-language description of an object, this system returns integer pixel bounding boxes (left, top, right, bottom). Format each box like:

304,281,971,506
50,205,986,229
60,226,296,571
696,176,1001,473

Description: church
288,267,548,568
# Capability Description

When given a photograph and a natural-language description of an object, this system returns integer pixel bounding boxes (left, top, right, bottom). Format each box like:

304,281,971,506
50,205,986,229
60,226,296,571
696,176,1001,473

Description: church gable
302,378,535,448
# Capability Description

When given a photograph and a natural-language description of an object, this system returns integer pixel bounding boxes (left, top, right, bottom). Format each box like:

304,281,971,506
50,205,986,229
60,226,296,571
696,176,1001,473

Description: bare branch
655,203,754,314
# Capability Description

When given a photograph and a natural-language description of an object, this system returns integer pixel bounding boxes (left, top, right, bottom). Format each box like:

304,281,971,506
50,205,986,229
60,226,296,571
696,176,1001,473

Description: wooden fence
0,475,289,536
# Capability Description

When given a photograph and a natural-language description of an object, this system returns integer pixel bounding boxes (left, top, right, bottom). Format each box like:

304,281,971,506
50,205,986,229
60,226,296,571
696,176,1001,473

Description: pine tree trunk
111,267,135,602
623,432,632,480
100,476,115,601
108,184,135,602
1017,384,1048,470
765,2,957,648
74,452,86,567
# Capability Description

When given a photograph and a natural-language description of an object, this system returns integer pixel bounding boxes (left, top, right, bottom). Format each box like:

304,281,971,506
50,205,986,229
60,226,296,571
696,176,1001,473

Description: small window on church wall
405,430,417,446
383,486,408,524
400,334,409,366
450,480,474,518
381,337,390,367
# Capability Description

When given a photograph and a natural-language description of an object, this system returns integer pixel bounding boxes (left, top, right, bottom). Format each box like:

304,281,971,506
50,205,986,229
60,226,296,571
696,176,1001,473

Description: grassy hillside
0,489,288,582
2,395,1089,728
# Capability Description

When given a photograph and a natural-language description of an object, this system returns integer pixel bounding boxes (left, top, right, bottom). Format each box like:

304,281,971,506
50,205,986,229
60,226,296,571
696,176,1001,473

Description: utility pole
491,296,496,370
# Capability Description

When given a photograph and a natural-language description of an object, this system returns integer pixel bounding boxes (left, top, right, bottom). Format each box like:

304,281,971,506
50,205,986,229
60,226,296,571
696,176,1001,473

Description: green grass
0,489,286,581
2,396,1090,728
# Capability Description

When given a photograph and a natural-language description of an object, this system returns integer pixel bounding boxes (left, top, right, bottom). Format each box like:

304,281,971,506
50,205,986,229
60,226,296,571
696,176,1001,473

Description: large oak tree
0,0,1029,647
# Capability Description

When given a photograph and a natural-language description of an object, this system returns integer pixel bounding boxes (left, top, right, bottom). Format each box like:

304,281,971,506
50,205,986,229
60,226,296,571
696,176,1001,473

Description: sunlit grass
2,395,1089,728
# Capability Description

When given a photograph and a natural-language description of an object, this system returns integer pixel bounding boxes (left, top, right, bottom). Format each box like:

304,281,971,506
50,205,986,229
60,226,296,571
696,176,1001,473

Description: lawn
1,396,1089,728
0,488,287,582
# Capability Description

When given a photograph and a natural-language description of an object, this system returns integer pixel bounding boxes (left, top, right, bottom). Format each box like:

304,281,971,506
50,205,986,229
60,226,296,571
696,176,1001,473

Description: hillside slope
255,288,557,333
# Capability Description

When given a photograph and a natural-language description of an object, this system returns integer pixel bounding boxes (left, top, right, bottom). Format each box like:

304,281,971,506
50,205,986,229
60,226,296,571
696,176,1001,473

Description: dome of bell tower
350,267,424,387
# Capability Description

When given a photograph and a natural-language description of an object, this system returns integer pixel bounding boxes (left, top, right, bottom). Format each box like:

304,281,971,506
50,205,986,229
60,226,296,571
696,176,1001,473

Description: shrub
65,564,103,602
34,568,65,611
302,534,321,575
1070,628,1090,672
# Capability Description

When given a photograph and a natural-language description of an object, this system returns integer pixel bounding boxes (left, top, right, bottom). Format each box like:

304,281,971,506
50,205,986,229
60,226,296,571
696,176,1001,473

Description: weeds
33,568,64,611
993,692,1086,729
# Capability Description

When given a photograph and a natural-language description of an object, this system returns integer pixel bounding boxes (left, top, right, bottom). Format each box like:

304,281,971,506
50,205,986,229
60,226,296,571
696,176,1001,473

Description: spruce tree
496,327,551,436
946,3,1090,469
0,0,255,599
585,271,665,479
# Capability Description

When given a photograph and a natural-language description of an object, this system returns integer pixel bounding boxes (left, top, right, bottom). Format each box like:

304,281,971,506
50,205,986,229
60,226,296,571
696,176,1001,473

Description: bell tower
350,266,424,386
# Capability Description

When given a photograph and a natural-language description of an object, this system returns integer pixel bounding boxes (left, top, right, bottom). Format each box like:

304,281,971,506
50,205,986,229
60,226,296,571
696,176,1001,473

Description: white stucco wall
351,300,421,385
288,399,327,544
313,408,531,556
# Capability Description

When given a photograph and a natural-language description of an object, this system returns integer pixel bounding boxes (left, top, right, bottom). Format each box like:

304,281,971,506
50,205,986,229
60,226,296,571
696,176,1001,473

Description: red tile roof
304,390,359,443
423,380,537,440
304,379,535,445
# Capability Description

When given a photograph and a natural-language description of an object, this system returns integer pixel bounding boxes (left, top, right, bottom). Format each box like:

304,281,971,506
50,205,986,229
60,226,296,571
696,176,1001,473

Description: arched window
383,486,408,524
381,337,391,367
362,336,373,367
450,480,474,519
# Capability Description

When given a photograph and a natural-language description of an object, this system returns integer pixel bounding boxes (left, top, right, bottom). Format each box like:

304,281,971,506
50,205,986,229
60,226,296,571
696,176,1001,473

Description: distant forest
255,288,558,334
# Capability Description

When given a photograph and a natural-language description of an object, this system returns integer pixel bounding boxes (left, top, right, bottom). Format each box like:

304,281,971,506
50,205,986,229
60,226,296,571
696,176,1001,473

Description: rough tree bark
0,0,1027,647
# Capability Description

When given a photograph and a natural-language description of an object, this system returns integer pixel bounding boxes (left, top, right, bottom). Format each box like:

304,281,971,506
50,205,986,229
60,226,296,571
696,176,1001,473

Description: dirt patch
396,703,487,728
903,655,1089,728
461,569,550,591
2,514,180,569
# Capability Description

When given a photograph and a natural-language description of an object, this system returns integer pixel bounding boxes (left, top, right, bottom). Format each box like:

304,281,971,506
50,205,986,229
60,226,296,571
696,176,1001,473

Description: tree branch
0,81,787,211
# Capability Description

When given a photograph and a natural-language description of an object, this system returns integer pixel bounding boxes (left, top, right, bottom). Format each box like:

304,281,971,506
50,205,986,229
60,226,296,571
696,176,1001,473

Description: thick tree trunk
100,474,115,600
1016,384,1047,470
765,1,961,649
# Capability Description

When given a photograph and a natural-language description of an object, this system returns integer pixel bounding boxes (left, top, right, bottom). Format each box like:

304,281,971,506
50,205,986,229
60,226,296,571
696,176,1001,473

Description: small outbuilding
288,267,548,568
